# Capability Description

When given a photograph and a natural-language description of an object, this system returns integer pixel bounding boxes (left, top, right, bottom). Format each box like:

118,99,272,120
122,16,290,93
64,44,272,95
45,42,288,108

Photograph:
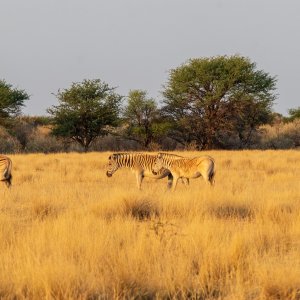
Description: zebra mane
109,152,167,172
110,152,145,158
158,152,183,158
109,152,154,166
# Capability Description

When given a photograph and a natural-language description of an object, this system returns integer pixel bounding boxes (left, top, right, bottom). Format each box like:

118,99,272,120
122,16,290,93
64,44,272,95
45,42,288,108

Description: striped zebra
106,152,189,190
0,154,12,188
152,152,215,191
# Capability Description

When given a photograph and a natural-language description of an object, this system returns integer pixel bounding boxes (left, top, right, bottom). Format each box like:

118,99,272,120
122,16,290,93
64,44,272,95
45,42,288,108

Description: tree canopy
162,55,277,149
123,90,166,148
0,80,30,128
287,107,300,121
47,79,123,151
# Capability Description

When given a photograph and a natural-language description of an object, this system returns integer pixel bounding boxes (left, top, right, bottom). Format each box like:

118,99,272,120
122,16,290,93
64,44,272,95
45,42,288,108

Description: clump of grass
209,203,254,220
31,200,63,221
221,159,232,168
149,220,181,243
241,159,253,168
116,279,157,300
123,196,160,220
260,264,300,300
19,174,34,183
267,204,294,224
263,284,300,300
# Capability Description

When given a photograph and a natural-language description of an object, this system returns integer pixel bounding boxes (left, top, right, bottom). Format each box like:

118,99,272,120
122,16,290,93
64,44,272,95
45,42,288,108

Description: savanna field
0,151,300,299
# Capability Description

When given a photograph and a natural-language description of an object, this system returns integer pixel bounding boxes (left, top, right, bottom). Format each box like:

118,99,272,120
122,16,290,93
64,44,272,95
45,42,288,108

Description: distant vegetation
1,55,299,153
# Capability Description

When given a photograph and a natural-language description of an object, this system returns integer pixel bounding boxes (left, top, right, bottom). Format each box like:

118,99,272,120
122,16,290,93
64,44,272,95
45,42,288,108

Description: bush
90,135,140,151
258,119,300,149
0,126,21,153
26,128,66,153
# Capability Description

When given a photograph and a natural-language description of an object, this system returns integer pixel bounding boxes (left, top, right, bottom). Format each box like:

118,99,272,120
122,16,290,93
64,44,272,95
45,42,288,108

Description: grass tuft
123,196,160,220
209,203,254,220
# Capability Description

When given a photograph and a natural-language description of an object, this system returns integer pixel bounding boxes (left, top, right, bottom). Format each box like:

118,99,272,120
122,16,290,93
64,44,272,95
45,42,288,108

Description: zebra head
152,153,164,175
106,154,119,177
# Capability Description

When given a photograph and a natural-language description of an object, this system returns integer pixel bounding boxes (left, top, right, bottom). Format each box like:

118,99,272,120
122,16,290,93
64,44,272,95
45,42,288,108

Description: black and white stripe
152,152,215,191
106,152,188,190
0,155,12,188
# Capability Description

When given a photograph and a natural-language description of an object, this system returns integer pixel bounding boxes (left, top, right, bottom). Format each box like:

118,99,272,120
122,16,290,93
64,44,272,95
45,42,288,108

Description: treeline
1,114,299,153
1,55,300,153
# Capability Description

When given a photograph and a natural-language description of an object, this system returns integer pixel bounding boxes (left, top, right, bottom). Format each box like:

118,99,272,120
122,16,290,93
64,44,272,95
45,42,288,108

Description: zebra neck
163,159,172,168
117,155,133,168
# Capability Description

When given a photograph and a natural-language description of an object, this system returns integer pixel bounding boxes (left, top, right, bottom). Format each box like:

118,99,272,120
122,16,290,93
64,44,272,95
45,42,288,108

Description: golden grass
0,150,300,299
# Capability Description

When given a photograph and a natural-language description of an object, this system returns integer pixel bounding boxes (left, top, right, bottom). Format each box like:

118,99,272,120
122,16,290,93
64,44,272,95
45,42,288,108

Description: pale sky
1,0,299,116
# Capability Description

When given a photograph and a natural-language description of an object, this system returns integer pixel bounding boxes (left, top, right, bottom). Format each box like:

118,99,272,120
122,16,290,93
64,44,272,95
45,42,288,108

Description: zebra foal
105,152,188,190
152,153,215,191
0,154,12,188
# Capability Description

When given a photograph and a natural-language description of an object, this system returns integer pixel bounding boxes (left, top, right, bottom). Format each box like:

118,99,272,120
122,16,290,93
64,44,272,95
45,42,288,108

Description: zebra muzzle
106,171,112,177
152,170,158,175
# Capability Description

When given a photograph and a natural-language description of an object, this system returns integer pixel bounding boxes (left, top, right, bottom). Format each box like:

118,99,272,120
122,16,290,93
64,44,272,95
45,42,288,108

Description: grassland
0,150,300,299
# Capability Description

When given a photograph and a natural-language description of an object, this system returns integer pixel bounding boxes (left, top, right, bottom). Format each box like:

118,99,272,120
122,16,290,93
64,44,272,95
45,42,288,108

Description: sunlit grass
0,150,300,299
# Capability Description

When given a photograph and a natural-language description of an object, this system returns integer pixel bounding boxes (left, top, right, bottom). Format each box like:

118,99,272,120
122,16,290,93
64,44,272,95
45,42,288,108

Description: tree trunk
83,143,89,152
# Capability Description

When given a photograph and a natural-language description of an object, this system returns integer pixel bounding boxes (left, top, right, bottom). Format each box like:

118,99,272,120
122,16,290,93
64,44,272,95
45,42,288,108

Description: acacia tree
123,90,166,149
162,55,277,149
0,80,30,128
47,79,123,151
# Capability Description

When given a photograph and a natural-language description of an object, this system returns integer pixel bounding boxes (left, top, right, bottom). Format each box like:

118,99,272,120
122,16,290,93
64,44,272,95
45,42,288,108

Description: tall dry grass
0,151,300,299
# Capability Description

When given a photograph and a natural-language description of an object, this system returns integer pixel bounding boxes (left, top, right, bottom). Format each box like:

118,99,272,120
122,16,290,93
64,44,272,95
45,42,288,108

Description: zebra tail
4,158,12,182
209,165,216,185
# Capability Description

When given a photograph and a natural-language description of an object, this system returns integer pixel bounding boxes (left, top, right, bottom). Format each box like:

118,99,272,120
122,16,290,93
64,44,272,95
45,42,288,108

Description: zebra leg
181,177,189,186
203,174,213,186
209,170,215,186
5,180,11,188
202,168,215,186
172,177,180,191
5,175,12,188
167,173,173,189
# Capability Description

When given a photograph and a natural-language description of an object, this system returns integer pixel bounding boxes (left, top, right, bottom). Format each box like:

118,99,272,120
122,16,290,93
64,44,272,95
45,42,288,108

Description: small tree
287,107,300,121
13,118,35,151
230,98,274,148
162,55,277,149
123,90,166,149
0,80,30,128
47,79,123,151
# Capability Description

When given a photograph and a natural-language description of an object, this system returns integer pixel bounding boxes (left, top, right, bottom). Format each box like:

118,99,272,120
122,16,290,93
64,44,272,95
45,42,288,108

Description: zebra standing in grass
0,154,12,188
152,153,215,191
106,152,189,190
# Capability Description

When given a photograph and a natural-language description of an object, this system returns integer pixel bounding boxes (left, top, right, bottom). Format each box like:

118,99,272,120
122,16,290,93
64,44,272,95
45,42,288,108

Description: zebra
152,152,215,191
0,154,12,188
105,152,189,190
